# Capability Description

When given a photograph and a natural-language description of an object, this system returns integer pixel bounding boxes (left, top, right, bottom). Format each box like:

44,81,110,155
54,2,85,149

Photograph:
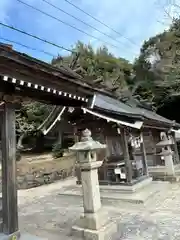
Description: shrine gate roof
0,44,95,106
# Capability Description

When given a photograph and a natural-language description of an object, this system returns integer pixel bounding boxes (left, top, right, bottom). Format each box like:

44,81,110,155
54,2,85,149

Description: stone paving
18,178,180,239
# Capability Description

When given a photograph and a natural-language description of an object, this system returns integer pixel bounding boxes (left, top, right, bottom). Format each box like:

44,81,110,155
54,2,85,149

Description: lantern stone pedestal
69,129,117,240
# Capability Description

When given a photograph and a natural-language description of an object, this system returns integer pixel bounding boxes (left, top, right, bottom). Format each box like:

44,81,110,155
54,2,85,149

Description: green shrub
52,143,64,159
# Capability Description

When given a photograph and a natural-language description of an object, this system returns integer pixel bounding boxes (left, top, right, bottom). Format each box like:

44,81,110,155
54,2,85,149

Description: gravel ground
17,178,180,239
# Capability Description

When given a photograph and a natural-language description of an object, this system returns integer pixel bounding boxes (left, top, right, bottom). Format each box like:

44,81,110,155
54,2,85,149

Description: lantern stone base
72,211,117,240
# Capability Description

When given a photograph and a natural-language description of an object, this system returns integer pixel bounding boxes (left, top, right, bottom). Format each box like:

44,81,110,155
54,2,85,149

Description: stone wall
17,166,75,189
16,154,76,189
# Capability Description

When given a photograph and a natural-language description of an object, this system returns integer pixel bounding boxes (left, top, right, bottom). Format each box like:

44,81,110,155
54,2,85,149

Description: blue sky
0,0,178,63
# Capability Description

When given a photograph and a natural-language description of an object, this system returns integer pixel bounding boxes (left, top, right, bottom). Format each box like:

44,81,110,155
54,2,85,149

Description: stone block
100,177,152,194
72,220,117,240
77,210,110,230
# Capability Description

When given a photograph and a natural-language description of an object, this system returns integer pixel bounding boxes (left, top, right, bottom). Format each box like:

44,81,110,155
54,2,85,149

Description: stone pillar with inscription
69,129,117,240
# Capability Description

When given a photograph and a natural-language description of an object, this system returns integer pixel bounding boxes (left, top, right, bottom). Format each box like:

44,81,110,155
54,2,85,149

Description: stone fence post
69,129,117,240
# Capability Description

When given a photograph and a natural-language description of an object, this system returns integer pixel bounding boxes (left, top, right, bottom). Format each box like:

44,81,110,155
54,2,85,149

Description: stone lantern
69,129,117,240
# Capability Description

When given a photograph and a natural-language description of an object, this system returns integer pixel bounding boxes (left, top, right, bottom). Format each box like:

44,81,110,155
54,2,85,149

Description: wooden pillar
57,130,62,146
1,103,18,234
140,132,149,176
73,126,81,184
121,128,132,183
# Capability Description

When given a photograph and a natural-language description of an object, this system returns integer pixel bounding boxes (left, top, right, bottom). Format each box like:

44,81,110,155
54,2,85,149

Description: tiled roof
94,94,141,118
135,107,174,125
94,94,177,126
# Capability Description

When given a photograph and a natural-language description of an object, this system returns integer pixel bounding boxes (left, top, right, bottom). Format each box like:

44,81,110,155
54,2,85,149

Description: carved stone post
69,129,117,240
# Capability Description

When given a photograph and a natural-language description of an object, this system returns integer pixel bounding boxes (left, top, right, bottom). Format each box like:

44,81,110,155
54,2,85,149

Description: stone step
100,177,153,194
58,181,169,205
153,174,180,182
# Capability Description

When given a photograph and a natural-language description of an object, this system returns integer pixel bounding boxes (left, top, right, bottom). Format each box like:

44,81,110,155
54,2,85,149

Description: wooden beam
121,128,133,183
0,62,92,96
1,103,18,234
